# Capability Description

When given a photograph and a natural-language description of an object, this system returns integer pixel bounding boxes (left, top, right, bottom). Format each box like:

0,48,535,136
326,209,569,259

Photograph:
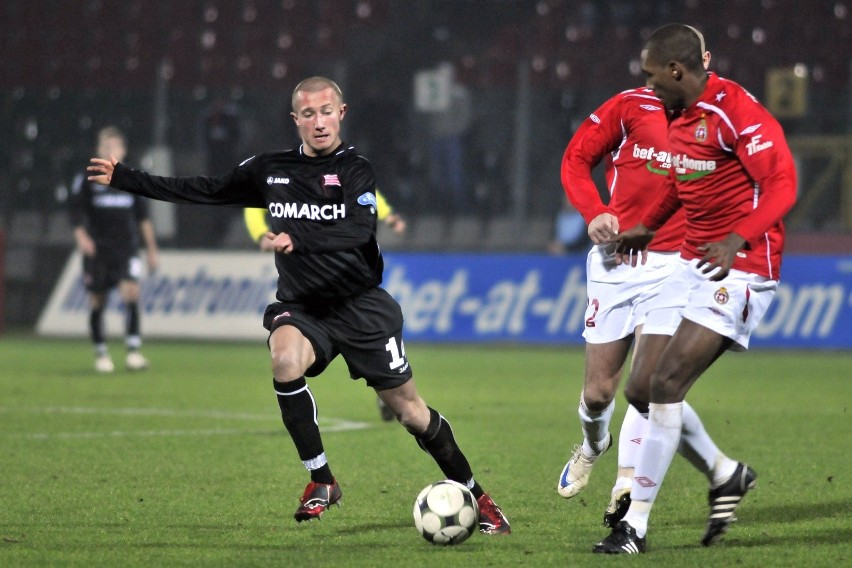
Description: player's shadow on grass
747,499,852,524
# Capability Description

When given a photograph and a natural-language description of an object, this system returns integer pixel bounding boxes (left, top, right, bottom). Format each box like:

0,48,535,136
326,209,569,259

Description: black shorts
263,287,413,390
82,253,141,293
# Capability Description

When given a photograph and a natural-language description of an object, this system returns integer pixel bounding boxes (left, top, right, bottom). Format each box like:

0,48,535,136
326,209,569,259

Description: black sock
90,307,105,345
415,407,483,498
273,377,334,484
125,302,140,342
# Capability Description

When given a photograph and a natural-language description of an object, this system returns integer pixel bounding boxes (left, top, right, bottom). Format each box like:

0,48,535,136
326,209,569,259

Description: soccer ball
413,480,479,545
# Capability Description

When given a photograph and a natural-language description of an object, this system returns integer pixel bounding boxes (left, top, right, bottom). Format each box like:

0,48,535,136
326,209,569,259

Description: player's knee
649,367,687,402
623,386,649,414
583,380,618,411
269,348,308,381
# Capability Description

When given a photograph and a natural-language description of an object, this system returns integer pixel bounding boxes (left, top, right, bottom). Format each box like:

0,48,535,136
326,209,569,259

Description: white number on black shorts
385,337,407,370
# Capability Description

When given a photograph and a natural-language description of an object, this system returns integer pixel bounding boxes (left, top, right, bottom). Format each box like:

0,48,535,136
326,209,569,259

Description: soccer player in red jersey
593,24,797,554
558,37,744,533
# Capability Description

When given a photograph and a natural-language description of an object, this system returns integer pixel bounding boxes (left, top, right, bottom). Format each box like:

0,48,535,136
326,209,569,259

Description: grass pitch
0,334,849,567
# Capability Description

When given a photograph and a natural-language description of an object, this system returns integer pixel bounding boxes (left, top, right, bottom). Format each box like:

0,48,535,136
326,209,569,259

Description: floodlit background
1,0,850,329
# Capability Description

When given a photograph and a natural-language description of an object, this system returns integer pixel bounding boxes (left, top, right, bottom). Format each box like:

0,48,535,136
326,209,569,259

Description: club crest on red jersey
714,287,729,305
695,117,708,142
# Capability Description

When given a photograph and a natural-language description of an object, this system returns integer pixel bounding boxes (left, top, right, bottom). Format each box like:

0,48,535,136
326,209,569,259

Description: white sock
678,401,738,487
578,393,614,455
618,404,647,469
624,402,683,537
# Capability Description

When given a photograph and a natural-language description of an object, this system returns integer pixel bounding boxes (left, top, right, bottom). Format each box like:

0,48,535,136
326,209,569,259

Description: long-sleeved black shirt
69,171,149,259
110,143,382,302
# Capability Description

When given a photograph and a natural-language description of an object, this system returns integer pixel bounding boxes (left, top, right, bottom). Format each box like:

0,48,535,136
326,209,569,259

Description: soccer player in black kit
71,126,159,373
88,77,511,534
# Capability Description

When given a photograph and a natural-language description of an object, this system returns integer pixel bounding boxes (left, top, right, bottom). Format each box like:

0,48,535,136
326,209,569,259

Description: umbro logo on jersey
740,124,762,135
267,176,290,185
639,104,662,111
589,113,601,124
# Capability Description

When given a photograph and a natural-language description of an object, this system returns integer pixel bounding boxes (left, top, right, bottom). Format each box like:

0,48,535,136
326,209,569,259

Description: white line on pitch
0,406,275,421
0,406,372,439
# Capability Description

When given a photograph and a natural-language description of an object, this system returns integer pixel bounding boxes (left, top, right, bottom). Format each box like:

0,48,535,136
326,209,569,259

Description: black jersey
68,171,149,259
110,143,382,302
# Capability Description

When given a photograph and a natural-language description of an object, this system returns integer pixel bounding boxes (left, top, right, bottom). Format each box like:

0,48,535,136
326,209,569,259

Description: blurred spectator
180,96,243,248
427,62,473,214
549,198,588,254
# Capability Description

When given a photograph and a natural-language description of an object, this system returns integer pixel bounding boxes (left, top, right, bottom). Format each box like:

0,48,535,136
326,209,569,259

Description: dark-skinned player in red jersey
88,76,510,535
558,32,745,538
592,24,797,554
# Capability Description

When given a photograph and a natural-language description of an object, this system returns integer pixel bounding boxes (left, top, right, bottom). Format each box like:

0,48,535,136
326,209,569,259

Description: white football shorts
582,244,680,344
646,257,777,351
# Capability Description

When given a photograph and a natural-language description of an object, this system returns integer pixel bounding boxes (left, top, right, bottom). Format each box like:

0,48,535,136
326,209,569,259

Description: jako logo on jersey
714,287,730,305
323,174,341,186
266,176,290,185
357,192,377,208
268,202,346,220
746,134,773,156
695,117,708,142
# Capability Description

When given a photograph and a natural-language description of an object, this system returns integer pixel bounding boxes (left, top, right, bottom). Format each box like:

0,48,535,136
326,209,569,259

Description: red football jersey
561,87,685,252
643,74,797,279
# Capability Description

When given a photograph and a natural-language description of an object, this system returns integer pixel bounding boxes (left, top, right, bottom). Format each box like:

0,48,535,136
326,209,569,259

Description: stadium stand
0,1,849,329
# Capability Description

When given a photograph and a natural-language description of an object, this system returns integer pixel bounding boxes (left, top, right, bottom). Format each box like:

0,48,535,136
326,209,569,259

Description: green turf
0,334,849,567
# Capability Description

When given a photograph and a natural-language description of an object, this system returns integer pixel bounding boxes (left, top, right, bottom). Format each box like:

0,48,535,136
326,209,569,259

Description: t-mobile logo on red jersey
672,154,717,173
746,134,774,156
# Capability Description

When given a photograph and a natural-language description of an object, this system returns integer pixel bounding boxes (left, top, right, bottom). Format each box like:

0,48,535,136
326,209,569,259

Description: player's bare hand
587,213,620,244
258,235,277,251
266,231,295,254
384,213,407,235
696,233,746,282
147,249,160,273
80,240,96,257
611,223,654,266
87,154,119,185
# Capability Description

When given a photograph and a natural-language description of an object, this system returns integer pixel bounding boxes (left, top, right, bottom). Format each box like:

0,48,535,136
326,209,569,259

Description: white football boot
125,351,149,371
558,433,612,498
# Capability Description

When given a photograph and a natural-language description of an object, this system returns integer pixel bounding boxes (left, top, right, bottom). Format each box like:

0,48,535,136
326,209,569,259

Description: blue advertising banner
383,253,852,349
39,251,851,349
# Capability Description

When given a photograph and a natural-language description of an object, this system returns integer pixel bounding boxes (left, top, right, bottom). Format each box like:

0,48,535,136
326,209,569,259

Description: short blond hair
291,76,343,111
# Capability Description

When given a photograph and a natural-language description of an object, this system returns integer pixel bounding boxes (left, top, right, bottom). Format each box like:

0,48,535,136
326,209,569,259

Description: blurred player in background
244,191,406,421
69,126,159,373
593,23,797,554
558,30,742,535
89,76,511,534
